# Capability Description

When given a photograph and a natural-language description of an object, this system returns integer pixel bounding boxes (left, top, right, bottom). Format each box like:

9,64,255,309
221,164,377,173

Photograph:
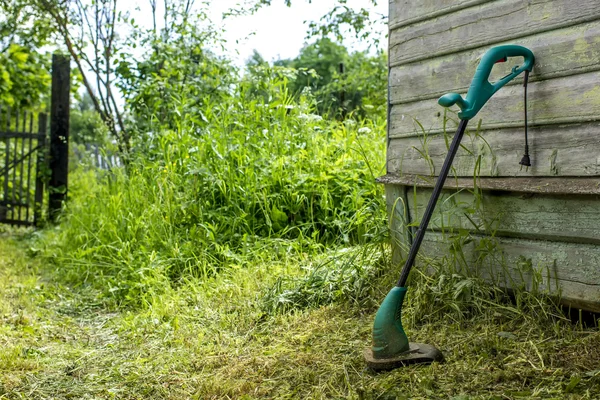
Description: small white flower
358,127,372,134
299,113,322,122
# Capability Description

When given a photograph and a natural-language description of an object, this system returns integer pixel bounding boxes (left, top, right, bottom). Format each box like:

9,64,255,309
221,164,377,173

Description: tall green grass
40,69,387,305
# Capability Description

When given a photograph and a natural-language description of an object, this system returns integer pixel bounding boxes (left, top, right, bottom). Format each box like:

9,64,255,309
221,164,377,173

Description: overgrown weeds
37,70,387,306
261,243,388,314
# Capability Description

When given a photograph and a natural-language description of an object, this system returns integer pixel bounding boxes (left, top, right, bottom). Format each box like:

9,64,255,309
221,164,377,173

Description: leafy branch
36,0,129,156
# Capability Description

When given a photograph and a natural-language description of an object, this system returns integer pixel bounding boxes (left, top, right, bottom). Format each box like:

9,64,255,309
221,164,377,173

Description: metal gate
0,109,47,226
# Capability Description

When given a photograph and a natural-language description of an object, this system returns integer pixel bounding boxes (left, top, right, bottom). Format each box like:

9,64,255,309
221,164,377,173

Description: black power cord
519,70,531,167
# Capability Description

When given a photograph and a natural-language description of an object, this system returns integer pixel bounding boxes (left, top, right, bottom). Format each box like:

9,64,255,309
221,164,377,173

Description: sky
125,0,388,66
210,0,388,64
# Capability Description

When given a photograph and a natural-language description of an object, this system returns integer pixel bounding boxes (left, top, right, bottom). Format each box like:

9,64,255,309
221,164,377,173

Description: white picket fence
73,144,122,170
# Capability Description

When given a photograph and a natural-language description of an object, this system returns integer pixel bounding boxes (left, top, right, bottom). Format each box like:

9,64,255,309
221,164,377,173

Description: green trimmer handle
438,45,535,120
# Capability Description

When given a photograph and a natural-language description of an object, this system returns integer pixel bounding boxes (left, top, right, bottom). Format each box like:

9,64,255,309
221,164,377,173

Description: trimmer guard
364,343,444,371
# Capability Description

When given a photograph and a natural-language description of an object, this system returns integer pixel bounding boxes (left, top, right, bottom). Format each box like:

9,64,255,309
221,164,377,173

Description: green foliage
268,37,387,117
307,3,385,47
41,68,386,304
261,244,387,313
0,44,50,110
0,0,55,110
249,0,384,45
116,9,234,135
322,48,387,117
0,0,54,49
70,93,110,145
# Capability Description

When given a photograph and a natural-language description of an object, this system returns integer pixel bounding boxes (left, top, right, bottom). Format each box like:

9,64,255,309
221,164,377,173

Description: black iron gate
0,54,71,227
0,110,47,226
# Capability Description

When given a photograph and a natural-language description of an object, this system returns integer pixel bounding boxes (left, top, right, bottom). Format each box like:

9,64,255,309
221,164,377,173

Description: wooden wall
385,0,600,311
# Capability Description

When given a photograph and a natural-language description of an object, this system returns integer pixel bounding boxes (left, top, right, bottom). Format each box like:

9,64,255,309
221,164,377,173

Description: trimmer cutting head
364,342,443,371
365,287,443,371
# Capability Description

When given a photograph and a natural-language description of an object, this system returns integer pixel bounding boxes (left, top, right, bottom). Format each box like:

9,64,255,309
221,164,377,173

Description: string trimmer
364,45,535,371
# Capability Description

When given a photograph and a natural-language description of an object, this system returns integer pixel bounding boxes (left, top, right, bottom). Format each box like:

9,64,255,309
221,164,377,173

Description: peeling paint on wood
389,0,600,66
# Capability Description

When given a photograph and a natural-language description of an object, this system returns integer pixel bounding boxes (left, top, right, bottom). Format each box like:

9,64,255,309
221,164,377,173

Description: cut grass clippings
1,233,600,399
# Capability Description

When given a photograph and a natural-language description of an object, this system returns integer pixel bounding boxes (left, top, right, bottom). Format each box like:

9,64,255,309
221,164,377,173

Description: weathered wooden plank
386,184,600,313
418,233,600,286
389,0,600,66
386,185,600,310
406,188,600,243
389,0,492,30
416,232,600,312
390,71,600,139
388,122,600,177
554,281,600,313
390,21,600,105
378,174,600,196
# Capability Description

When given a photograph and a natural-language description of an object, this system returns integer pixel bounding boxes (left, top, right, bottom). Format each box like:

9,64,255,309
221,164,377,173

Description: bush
41,69,387,305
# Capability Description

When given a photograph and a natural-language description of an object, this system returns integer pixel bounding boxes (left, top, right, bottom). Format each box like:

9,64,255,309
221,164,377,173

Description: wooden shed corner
386,0,600,312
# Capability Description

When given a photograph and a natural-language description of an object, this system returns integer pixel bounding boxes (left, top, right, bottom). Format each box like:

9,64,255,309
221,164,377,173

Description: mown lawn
1,232,600,399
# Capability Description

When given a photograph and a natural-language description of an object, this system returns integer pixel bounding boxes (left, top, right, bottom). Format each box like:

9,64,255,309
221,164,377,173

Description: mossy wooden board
404,188,600,244
418,232,600,313
385,185,600,312
389,71,600,139
389,0,492,30
387,122,600,177
390,20,600,105
390,0,600,66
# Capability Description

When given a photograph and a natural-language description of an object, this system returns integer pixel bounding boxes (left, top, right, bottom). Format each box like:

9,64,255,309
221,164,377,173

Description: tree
0,1,53,110
34,0,129,155
70,92,109,145
115,1,234,139
246,50,268,69
29,0,231,156
0,0,54,50
0,44,51,110
244,0,385,47
270,37,386,118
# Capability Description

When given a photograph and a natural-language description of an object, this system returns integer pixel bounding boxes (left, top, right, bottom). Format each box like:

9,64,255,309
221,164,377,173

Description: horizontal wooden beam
0,132,46,139
402,187,600,244
389,0,492,31
0,218,35,227
377,174,600,195
390,71,600,139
